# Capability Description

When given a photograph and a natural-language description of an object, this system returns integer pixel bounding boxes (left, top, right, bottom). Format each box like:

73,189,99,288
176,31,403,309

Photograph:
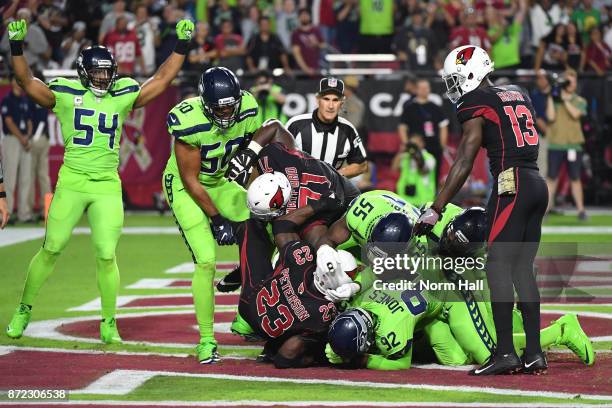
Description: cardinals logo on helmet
456,47,476,65
269,186,285,210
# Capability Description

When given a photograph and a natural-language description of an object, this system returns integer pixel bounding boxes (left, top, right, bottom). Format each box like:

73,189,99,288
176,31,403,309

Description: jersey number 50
73,108,119,149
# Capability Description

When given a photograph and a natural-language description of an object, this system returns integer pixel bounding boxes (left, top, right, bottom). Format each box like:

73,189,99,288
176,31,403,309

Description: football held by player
5,18,194,344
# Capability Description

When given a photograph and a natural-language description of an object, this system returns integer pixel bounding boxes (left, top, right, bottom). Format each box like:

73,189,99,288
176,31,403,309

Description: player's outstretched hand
211,214,235,245
325,343,344,365
225,148,258,187
413,207,440,237
8,19,27,42
175,20,194,41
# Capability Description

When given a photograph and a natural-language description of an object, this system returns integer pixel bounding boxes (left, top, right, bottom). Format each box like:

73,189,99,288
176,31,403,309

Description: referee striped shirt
285,109,367,170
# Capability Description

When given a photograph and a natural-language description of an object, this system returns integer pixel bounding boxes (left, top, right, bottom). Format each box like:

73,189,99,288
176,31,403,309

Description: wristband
0,191,6,198
174,39,190,55
9,40,23,56
272,219,298,235
431,204,445,215
247,140,263,155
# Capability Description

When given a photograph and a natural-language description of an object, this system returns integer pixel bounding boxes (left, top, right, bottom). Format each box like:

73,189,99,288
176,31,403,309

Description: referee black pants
485,167,548,356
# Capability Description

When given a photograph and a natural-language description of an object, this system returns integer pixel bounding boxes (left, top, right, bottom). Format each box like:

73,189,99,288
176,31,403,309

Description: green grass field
0,212,611,407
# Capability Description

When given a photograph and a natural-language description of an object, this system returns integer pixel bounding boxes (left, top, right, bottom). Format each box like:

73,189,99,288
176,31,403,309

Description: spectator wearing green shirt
545,69,588,220
359,0,394,53
572,0,600,44
486,0,527,70
250,71,287,123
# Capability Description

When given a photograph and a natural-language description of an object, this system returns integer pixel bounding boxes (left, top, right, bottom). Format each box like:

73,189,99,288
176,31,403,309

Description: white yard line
65,369,612,401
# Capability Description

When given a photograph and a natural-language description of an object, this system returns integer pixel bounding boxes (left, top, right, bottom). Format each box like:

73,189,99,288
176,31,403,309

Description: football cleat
6,303,32,339
555,314,595,366
521,351,548,375
100,318,122,344
216,267,241,293
469,352,522,376
196,337,219,364
230,313,264,342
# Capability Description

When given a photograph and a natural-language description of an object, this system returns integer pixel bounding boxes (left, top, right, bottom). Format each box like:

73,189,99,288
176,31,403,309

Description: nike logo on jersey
457,102,464,108
524,358,541,368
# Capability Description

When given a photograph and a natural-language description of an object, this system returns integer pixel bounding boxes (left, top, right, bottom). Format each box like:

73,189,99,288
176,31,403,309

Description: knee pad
96,256,117,270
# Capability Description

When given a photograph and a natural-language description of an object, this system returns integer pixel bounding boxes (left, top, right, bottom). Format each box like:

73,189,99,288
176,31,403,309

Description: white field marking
542,302,612,307
66,369,612,401
577,261,612,273
0,228,45,247
166,262,237,274
2,401,610,408
540,309,612,320
0,348,13,356
412,363,472,371
542,226,612,234
69,293,237,312
126,279,188,289
73,370,157,395
22,311,260,350
591,335,612,342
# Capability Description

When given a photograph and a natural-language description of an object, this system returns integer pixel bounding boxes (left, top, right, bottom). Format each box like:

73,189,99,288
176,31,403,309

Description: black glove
225,148,258,187
211,214,235,245
310,192,343,213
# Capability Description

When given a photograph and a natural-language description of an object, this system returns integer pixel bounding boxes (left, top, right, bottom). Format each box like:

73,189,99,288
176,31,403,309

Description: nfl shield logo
328,78,337,87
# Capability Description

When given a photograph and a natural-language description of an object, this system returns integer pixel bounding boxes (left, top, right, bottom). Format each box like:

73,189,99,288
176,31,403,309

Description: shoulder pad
109,77,141,97
240,91,259,109
168,97,212,138
48,77,86,95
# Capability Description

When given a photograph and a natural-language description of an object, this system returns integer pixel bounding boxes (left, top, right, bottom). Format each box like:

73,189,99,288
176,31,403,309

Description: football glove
8,19,27,41
325,343,344,365
413,207,441,237
310,192,343,213
175,19,195,41
211,214,235,245
316,244,340,276
225,148,258,187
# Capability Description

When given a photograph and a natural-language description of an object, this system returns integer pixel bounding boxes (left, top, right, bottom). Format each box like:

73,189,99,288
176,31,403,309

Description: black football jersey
456,85,539,178
239,240,337,339
256,142,359,214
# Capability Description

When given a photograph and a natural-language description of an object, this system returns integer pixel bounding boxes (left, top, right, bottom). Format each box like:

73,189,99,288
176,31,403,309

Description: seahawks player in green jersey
325,208,594,370
5,18,195,344
162,67,263,364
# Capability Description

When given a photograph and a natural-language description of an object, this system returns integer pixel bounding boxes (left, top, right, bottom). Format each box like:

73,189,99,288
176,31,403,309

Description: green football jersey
345,190,421,246
164,92,260,187
49,77,141,176
354,284,443,361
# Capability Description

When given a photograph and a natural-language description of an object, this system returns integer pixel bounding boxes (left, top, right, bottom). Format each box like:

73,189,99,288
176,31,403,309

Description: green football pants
163,173,249,341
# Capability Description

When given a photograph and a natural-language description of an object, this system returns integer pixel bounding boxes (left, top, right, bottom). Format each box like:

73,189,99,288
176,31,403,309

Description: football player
326,210,594,370
229,217,361,368
414,45,549,375
6,19,194,343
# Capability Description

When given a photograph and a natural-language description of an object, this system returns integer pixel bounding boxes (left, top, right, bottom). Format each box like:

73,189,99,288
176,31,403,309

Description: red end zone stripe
124,295,239,308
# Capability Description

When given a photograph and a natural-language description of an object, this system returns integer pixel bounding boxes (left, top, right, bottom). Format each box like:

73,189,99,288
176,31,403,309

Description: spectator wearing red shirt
291,8,325,76
583,27,611,75
103,16,144,75
214,19,246,73
449,8,491,52
313,0,337,45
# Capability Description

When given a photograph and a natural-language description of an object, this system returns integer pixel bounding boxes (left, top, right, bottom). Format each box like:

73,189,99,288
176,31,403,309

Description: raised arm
413,117,483,236
133,20,194,109
7,20,55,109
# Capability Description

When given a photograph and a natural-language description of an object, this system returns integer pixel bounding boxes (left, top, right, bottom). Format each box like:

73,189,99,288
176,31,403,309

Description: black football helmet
198,67,242,129
76,46,117,97
328,308,374,360
366,212,414,262
439,207,487,257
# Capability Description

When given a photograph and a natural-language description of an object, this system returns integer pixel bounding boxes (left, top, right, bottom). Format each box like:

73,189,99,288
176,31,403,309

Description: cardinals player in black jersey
413,46,548,376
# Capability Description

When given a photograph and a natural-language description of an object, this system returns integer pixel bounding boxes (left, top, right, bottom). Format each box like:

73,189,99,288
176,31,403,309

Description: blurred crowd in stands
0,0,608,76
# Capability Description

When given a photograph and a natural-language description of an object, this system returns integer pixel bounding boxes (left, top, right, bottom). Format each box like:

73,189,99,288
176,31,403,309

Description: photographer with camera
392,134,436,207
545,68,588,220
250,70,287,124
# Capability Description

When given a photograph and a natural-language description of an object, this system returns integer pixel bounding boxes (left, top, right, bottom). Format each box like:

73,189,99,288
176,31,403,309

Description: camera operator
250,70,287,124
392,134,436,207
545,68,588,220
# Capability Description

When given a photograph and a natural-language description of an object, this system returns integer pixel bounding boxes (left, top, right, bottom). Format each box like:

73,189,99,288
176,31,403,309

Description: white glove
325,282,360,303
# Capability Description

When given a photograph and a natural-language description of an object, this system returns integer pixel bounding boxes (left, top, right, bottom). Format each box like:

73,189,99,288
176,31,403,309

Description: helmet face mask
76,46,117,97
199,67,243,129
443,72,467,104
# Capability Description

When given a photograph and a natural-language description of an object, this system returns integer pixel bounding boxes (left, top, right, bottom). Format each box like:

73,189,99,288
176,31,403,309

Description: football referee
286,77,368,178
0,159,9,229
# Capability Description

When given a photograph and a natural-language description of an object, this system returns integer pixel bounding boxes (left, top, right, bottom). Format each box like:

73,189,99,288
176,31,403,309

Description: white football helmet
442,45,494,104
247,171,292,220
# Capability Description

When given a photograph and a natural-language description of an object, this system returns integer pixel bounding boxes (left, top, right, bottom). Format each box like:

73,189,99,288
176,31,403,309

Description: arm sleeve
280,240,316,269
344,121,367,164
